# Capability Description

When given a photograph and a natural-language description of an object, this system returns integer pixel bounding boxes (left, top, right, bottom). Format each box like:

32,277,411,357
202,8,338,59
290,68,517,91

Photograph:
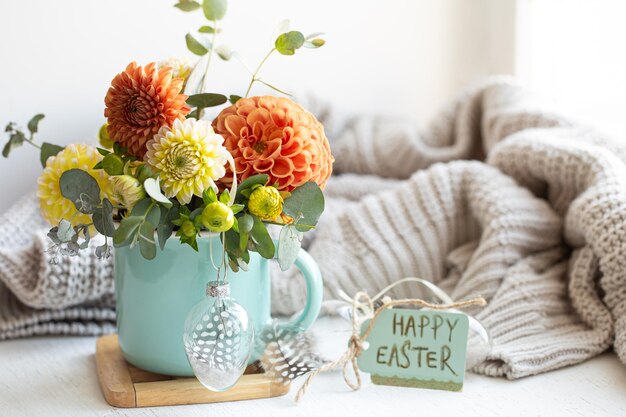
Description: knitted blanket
1,79,625,379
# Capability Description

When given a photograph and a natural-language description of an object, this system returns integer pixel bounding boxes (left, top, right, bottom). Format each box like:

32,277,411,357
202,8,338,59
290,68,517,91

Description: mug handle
275,248,323,332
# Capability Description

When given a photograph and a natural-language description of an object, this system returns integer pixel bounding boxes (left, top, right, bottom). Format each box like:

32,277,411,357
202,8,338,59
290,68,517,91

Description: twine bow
294,278,487,402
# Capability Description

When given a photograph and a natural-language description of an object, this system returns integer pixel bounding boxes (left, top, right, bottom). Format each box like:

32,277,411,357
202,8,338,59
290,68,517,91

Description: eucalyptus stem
24,136,41,150
244,48,276,98
198,20,218,118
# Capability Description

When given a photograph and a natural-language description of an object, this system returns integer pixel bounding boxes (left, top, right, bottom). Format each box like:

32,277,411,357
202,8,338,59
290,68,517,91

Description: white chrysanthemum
157,57,194,86
145,118,229,204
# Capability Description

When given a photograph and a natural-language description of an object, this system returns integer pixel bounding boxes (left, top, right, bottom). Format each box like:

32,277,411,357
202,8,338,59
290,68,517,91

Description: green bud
201,201,234,232
98,123,114,149
181,220,197,238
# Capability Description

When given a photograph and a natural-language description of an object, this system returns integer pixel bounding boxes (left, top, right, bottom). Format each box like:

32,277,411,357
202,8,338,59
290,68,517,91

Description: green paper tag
357,309,469,392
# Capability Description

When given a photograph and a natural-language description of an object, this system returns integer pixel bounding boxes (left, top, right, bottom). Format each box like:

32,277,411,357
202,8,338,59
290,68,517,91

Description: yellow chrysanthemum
37,143,116,226
145,118,229,204
248,186,283,221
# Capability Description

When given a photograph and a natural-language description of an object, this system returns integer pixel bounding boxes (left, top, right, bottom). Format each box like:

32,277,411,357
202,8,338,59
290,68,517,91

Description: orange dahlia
212,96,333,191
104,62,191,158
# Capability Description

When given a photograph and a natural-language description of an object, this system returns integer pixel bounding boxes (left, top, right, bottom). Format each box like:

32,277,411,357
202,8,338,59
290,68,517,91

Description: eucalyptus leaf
277,224,303,271
199,25,218,33
185,33,210,56
57,220,75,243
229,95,242,104
174,0,201,11
215,44,232,61
250,216,275,259
92,198,116,237
202,0,227,20
304,38,325,49
138,221,157,259
157,204,179,250
224,229,242,257
236,174,268,200
283,181,324,232
275,31,305,55
59,169,101,213
186,93,228,108
144,177,173,208
40,142,64,167
113,216,142,247
2,131,26,158
95,243,111,259
101,153,124,175
238,213,254,234
27,114,45,134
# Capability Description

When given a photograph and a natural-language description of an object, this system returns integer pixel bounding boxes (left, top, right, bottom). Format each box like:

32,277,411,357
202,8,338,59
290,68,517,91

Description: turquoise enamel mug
114,233,323,376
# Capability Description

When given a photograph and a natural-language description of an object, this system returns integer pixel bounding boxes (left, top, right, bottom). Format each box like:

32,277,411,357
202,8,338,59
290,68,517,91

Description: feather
257,321,328,385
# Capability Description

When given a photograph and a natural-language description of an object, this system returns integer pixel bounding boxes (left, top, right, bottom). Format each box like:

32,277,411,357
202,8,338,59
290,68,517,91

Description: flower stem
198,20,218,118
244,48,276,98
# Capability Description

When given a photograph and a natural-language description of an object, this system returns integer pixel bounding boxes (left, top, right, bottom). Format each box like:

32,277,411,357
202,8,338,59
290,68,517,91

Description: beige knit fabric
1,79,625,380
272,79,626,378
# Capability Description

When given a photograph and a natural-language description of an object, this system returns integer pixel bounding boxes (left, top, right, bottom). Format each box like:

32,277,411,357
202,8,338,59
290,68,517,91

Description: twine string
294,284,487,402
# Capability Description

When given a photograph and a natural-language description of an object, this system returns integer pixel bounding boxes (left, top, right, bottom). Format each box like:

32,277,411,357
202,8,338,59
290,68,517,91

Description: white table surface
1,317,625,417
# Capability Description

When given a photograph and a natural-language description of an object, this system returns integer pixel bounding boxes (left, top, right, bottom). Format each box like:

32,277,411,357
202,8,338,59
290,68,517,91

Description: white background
0,0,515,213
2,0,626,213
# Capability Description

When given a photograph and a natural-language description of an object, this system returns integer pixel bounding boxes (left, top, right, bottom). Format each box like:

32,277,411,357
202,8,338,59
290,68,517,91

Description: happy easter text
374,312,460,376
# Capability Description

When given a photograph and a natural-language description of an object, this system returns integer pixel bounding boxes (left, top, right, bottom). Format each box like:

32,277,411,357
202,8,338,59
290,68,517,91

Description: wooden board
95,334,290,408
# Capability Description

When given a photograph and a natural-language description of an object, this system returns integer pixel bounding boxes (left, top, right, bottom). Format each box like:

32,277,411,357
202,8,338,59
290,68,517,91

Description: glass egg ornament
183,281,254,391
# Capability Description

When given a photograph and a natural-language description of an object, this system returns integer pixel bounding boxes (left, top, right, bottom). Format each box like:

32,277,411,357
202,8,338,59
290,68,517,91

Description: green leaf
250,216,275,259
224,228,242,257
59,169,101,214
199,25,218,33
96,147,110,156
2,131,26,158
144,177,173,208
239,229,249,251
219,189,230,204
202,0,227,20
113,216,142,247
101,153,125,175
277,224,303,271
238,213,254,234
186,93,228,108
157,204,179,250
231,204,244,215
236,174,268,200
92,198,116,237
229,95,242,105
185,33,210,56
138,221,157,259
40,142,64,167
27,114,45,135
275,31,305,55
283,181,324,232
174,0,201,11
135,164,155,183
304,38,325,49
130,198,152,216
203,187,218,204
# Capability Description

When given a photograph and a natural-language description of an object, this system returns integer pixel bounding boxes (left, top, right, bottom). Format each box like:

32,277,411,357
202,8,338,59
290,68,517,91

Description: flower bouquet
3,0,334,389
3,0,333,275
